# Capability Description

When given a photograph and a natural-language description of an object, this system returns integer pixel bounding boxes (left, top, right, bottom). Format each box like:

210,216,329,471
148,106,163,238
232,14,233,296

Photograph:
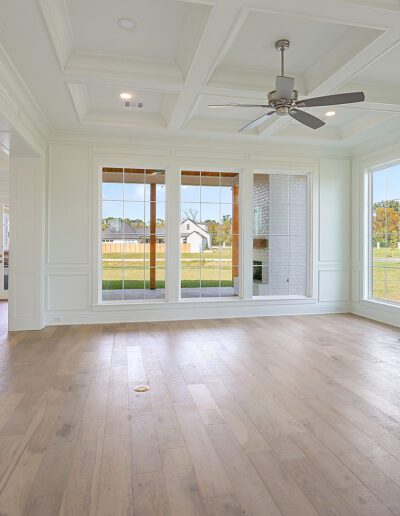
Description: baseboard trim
45,301,351,326
351,301,400,328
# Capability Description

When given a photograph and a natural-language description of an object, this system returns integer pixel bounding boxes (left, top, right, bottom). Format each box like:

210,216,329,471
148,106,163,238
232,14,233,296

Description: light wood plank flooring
1,309,400,515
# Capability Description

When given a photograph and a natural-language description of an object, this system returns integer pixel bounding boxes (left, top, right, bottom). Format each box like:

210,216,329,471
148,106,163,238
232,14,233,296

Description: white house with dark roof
102,220,165,243
180,219,211,253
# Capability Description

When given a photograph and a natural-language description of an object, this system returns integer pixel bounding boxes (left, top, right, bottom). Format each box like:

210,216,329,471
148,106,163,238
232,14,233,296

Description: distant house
180,219,211,253
102,218,211,253
102,220,165,243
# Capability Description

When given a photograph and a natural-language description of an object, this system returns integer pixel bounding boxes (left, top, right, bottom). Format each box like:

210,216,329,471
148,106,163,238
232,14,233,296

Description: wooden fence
102,242,191,254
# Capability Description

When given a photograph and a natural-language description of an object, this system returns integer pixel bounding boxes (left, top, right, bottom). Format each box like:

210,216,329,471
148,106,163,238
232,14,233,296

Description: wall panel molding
43,141,354,327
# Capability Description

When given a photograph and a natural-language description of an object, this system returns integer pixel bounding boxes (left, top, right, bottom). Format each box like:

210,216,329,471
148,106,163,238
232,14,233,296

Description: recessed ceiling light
120,92,132,100
118,18,136,30
325,110,336,117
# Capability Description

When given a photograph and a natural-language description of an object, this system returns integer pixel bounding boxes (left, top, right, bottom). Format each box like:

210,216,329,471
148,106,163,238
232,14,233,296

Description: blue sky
102,183,235,222
373,164,400,203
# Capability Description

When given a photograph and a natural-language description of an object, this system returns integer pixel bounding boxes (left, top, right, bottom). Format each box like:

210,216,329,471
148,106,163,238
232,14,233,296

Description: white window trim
251,169,314,300
92,159,172,307
178,166,244,302
92,157,317,309
363,160,400,308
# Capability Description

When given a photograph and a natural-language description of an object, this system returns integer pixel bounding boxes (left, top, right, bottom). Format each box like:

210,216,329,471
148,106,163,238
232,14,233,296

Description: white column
9,156,45,330
241,166,254,300
165,165,180,303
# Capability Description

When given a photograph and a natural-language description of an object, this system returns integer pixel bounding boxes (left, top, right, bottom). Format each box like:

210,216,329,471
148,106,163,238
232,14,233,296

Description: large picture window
370,163,400,304
101,168,165,301
180,171,239,299
252,173,308,297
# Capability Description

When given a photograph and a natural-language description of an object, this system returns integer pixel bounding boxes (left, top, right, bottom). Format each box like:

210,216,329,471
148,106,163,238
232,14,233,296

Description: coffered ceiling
1,0,400,147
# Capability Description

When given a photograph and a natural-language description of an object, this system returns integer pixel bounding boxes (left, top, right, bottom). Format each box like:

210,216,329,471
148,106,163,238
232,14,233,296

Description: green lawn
102,247,400,300
102,249,234,290
373,248,400,258
372,248,400,302
103,248,233,260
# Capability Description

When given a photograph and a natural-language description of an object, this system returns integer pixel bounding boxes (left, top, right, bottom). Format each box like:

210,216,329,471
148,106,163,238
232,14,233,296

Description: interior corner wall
9,156,45,330
44,139,352,326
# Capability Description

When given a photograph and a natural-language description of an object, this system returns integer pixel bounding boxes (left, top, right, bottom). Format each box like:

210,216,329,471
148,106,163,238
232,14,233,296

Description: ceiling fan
208,39,365,132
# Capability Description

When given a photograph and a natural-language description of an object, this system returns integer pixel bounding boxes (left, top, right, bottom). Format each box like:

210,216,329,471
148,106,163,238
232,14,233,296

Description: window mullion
241,167,254,300
165,166,180,303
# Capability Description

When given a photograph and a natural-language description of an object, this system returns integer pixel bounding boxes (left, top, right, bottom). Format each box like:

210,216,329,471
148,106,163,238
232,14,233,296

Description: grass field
102,246,400,302
102,248,234,290
102,248,233,260
372,247,400,302
373,248,400,258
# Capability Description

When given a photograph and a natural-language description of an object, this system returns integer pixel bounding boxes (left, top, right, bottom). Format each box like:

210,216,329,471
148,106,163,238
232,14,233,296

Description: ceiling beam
37,0,74,69
167,0,247,129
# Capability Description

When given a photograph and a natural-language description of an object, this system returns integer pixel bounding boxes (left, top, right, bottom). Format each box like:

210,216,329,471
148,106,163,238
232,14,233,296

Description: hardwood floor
1,309,400,515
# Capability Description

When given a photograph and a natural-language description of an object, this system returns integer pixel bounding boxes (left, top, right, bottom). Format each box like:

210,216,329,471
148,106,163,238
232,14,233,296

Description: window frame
93,160,315,308
178,166,243,302
251,169,313,300
365,160,400,307
94,161,169,306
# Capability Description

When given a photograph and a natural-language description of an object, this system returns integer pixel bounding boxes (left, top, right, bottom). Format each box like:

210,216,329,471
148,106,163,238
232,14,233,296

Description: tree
374,200,400,212
183,208,199,222
221,214,232,245
204,219,219,246
125,218,145,228
373,207,400,250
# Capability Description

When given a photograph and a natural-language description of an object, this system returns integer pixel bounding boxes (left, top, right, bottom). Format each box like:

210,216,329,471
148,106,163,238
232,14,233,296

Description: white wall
318,158,351,303
0,41,48,331
43,136,352,326
9,156,45,330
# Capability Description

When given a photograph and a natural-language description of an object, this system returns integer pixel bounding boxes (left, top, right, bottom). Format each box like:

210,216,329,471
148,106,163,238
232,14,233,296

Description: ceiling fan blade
275,76,294,100
296,92,365,108
239,111,275,132
289,108,325,129
209,103,270,108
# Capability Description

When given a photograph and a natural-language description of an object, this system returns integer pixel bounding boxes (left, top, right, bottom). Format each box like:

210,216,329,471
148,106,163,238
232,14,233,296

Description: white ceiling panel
86,84,164,114
66,0,194,61
219,11,371,75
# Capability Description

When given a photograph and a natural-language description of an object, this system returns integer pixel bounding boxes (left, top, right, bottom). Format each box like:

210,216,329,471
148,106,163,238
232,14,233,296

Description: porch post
150,182,156,289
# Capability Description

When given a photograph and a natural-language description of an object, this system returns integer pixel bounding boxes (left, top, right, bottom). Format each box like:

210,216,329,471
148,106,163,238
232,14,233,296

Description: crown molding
47,128,352,159
65,51,184,92
0,42,51,155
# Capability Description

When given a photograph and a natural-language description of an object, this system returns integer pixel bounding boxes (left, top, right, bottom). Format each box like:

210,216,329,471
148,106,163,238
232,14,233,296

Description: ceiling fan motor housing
268,88,298,114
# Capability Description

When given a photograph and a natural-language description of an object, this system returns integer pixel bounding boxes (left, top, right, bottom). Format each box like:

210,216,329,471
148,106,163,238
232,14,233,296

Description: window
369,163,400,304
252,173,308,297
180,171,239,299
101,168,165,301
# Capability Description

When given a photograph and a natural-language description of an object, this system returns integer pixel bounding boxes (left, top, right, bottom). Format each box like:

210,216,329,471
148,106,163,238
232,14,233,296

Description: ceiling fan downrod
275,39,290,77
